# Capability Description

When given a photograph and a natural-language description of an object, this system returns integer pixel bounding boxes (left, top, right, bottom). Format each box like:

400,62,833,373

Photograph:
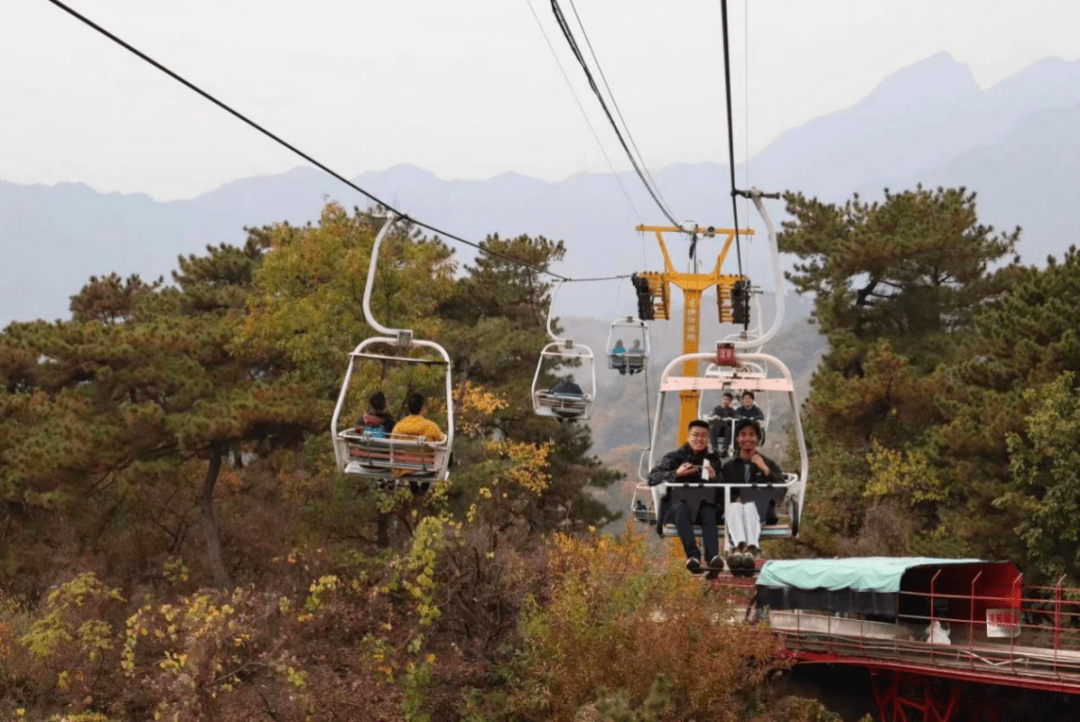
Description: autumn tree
939,247,1080,572
1000,372,1080,580
778,186,1021,556
438,233,621,532
0,233,323,592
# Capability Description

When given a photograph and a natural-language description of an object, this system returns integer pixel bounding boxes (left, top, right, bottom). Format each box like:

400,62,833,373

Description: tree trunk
376,513,390,549
200,445,233,590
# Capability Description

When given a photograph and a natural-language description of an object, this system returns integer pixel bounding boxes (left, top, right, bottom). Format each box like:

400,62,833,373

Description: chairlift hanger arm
362,215,413,346
731,189,783,350
545,280,570,344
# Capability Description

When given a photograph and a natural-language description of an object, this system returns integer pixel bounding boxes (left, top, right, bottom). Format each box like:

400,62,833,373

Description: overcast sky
4,0,1080,201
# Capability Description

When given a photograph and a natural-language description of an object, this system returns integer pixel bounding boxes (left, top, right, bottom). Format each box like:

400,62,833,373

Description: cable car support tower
632,222,754,441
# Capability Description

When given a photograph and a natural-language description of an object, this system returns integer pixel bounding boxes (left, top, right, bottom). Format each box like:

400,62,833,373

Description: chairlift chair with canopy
698,292,768,419
631,348,808,543
330,215,454,484
532,281,597,420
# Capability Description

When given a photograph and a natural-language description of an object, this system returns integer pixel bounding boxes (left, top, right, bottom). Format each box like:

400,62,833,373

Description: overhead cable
719,0,744,283
523,0,642,223
743,0,751,230
549,0,681,228
44,0,628,284
564,0,666,210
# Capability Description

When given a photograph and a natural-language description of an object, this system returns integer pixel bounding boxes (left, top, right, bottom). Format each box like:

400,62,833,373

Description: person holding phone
648,419,724,574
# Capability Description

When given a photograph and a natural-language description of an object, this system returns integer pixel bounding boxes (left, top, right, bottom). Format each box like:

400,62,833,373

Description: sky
4,0,1080,201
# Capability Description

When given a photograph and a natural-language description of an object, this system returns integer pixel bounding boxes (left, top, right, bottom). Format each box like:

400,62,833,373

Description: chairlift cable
523,0,643,225
564,0,666,211
44,0,623,286
549,0,681,228
719,0,744,281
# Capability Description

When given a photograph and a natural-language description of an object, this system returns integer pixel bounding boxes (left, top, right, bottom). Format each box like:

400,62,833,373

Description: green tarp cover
757,557,984,594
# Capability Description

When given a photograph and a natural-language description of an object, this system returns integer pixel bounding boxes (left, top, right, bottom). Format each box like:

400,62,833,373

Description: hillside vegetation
3,186,1080,720
0,204,838,721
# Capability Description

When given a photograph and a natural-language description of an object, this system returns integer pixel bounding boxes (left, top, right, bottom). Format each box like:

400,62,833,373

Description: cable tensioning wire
549,0,681,229
523,0,642,224
743,0,751,234
45,0,628,285
719,0,744,282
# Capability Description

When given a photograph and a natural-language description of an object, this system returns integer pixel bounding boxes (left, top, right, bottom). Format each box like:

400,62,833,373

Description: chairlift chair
606,316,650,375
531,282,596,420
532,340,596,420
697,361,772,448
632,349,808,543
331,338,454,483
329,214,455,485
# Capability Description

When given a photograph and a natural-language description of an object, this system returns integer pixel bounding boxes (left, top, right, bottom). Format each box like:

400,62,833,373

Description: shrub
507,532,785,722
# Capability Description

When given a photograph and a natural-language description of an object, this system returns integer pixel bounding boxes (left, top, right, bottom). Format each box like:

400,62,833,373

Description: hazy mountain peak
860,51,980,110
988,56,1080,110
367,163,441,183
4,53,1080,328
193,165,327,202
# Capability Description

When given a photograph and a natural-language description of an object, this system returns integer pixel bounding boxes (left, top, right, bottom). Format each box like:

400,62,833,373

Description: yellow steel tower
634,224,754,443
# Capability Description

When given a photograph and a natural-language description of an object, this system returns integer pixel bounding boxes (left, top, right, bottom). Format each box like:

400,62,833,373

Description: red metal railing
767,575,1080,694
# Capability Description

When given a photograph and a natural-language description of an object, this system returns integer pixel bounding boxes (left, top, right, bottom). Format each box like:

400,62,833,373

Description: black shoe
686,557,704,574
747,544,761,559
708,555,725,571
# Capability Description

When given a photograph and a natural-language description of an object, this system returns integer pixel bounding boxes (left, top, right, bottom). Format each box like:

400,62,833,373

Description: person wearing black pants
648,419,724,573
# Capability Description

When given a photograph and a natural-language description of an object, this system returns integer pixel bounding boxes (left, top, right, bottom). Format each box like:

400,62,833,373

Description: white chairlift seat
533,388,592,419
632,350,809,545
606,316,650,376
531,339,596,421
531,281,598,419
338,430,450,481
330,337,455,484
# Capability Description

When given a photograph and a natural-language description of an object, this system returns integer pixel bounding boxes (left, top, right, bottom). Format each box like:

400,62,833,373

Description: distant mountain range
4,51,1080,327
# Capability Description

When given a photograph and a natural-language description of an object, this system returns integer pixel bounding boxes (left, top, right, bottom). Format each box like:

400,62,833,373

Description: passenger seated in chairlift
625,339,644,375
708,391,736,457
358,390,395,438
735,391,766,443
722,419,782,571
549,379,586,420
391,392,446,493
647,419,725,574
610,339,627,374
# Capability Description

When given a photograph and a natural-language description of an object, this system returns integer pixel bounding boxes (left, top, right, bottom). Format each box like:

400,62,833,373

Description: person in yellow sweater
391,393,445,493
391,393,445,442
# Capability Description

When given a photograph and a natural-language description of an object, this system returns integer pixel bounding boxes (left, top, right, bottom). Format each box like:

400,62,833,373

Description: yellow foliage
514,532,783,722
454,382,509,436
21,573,123,662
484,439,553,495
864,440,944,503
